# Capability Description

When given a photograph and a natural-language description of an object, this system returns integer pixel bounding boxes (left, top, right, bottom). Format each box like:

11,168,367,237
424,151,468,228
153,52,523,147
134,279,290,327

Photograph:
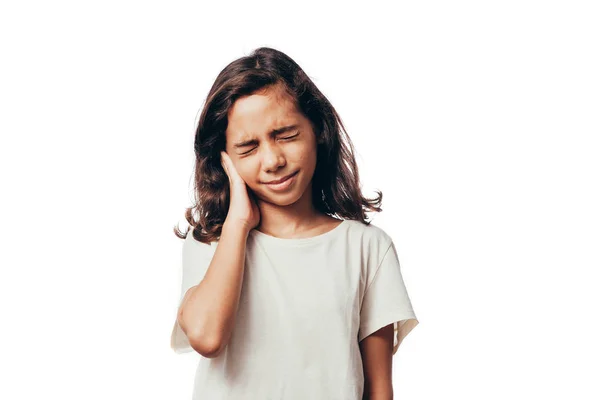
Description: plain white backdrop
1,0,598,399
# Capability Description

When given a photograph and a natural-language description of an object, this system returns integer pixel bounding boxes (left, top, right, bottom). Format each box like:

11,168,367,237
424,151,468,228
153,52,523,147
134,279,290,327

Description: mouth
263,171,298,185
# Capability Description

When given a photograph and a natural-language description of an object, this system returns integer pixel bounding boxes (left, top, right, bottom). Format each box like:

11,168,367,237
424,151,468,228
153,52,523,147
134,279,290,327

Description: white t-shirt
170,219,419,399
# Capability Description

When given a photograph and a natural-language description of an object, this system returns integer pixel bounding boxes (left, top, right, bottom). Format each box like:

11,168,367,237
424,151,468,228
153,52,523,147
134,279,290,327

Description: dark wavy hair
173,47,383,243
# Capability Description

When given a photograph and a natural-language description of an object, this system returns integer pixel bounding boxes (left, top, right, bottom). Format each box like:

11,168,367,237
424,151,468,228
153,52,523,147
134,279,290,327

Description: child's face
224,84,318,206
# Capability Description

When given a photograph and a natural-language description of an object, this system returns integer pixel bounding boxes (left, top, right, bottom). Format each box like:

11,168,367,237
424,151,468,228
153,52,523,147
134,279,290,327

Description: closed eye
239,133,299,155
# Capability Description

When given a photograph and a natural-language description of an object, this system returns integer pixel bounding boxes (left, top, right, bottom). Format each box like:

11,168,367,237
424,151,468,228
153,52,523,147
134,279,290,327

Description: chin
256,190,302,206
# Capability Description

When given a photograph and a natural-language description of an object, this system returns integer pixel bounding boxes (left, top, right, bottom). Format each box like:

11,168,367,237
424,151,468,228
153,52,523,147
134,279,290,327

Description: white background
1,1,598,399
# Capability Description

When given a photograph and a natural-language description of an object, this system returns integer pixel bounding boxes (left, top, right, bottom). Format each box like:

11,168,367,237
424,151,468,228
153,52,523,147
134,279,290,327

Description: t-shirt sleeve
170,229,216,354
358,239,419,356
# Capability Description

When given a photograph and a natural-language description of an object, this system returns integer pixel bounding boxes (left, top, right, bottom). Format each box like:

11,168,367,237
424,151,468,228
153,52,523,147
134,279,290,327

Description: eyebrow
233,124,299,148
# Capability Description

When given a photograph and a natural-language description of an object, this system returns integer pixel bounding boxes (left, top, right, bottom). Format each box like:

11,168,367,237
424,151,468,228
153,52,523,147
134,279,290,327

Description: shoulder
345,219,393,249
342,220,395,269
343,220,397,286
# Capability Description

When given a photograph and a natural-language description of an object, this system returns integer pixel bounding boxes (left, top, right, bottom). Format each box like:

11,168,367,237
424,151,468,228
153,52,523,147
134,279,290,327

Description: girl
170,47,419,400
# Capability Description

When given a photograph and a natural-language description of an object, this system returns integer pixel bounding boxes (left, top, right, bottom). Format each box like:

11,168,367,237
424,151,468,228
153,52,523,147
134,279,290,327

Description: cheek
291,142,316,164
300,148,318,170
234,161,262,187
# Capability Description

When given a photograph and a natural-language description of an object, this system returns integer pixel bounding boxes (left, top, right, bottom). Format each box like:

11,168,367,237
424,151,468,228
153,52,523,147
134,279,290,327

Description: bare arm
177,219,250,358
360,323,395,400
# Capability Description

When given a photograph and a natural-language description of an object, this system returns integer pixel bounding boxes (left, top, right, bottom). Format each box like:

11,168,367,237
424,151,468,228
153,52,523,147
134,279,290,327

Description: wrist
222,218,252,235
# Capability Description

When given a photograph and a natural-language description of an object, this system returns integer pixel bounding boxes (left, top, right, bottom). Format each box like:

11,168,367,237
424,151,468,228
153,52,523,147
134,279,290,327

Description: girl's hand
220,151,261,232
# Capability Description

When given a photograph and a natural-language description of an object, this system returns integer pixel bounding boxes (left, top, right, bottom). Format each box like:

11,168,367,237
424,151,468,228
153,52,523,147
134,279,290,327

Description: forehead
226,87,300,139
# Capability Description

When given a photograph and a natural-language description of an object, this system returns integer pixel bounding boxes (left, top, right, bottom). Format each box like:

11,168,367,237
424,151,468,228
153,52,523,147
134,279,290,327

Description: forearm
179,219,249,354
363,392,393,400
363,383,393,400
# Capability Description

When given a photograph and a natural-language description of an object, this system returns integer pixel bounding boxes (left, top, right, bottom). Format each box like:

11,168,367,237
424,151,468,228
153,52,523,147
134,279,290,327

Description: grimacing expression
224,85,318,206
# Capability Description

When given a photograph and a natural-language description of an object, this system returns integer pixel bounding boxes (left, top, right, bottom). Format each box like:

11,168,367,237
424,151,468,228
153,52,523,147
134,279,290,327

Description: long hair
173,47,383,243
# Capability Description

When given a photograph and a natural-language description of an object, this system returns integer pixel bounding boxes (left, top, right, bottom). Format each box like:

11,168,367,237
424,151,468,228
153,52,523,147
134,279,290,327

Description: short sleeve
170,229,216,354
358,239,419,355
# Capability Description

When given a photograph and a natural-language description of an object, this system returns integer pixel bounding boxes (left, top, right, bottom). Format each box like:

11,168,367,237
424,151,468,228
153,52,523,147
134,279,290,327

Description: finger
220,152,228,172
222,152,240,182
221,152,232,186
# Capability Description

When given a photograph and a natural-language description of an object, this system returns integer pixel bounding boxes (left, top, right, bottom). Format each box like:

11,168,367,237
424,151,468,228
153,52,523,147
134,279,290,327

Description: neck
255,185,325,236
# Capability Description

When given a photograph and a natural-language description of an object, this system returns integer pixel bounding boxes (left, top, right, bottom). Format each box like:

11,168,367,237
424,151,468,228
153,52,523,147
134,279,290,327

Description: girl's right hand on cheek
220,151,261,232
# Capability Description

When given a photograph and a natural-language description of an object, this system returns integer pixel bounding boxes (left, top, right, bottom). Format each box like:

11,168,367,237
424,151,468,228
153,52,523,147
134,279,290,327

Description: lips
264,171,297,184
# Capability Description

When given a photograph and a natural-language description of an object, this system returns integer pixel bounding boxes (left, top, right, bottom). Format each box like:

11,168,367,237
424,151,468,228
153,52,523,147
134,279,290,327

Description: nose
261,141,286,172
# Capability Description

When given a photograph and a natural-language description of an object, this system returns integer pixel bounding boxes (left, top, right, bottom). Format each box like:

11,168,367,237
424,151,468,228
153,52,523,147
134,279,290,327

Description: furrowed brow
233,124,299,148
